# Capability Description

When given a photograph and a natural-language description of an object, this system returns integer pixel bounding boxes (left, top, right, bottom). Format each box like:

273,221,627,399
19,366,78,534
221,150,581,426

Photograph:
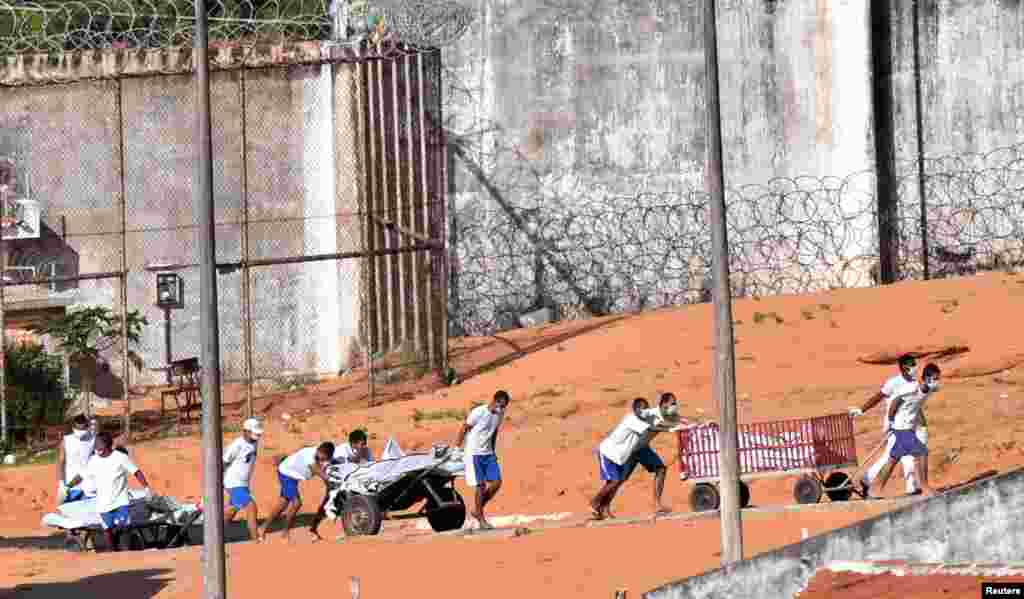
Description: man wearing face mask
632,392,693,515
871,363,942,497
56,415,95,505
455,390,510,530
849,354,925,497
65,432,154,551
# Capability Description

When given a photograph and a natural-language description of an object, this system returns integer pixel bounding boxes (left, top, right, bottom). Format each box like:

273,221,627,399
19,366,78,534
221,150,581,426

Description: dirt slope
2,271,1023,598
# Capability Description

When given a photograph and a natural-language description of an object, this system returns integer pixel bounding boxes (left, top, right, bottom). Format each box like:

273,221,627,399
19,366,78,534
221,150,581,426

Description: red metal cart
676,413,862,511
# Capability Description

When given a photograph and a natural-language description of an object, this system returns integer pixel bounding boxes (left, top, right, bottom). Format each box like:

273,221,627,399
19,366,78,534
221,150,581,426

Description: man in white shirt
632,392,691,515
57,415,95,505
454,390,510,530
258,441,334,542
223,418,264,542
850,354,925,498
65,432,153,551
871,363,941,497
309,430,374,540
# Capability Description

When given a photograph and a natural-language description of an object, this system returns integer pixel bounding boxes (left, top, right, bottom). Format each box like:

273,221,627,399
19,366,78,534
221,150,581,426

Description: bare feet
654,504,672,516
310,530,323,543
471,511,494,530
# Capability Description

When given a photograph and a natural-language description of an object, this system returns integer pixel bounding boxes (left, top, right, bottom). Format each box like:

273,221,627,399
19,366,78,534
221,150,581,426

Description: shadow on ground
5,568,173,599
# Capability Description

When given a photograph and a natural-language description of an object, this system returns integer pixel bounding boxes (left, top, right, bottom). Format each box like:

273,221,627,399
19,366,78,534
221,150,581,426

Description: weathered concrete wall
0,53,367,386
644,468,1024,599
891,0,1024,160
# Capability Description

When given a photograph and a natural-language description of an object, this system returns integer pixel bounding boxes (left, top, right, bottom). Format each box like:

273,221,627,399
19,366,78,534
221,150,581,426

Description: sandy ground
2,271,1023,597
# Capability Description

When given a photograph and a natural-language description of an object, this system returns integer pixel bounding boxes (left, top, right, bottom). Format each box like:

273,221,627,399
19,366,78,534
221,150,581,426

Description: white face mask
923,378,940,391
663,403,679,417
72,429,89,439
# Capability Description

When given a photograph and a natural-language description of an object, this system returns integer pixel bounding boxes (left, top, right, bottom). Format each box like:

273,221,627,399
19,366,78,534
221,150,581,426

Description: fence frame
0,41,449,445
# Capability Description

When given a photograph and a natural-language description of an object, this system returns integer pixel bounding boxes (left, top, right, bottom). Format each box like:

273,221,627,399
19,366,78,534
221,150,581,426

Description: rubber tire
342,494,384,536
64,535,85,553
117,530,145,552
425,487,467,533
793,475,823,504
824,471,853,502
689,483,721,512
738,481,752,509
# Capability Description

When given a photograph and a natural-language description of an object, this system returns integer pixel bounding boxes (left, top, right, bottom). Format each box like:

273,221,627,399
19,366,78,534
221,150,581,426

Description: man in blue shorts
454,390,510,530
65,432,154,551
258,441,334,542
223,418,264,541
872,363,941,497
591,398,652,520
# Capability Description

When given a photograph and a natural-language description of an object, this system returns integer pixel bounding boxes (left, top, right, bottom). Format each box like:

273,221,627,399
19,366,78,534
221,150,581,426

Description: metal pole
703,0,743,565
164,308,173,385
0,190,6,449
194,0,226,597
912,0,929,280
116,78,132,442
239,69,254,419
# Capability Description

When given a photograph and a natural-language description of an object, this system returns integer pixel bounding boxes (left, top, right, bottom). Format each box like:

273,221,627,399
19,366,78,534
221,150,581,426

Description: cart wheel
824,472,853,502
689,483,720,512
343,494,383,536
425,487,467,533
117,530,145,552
793,475,823,504
64,534,85,553
738,481,751,509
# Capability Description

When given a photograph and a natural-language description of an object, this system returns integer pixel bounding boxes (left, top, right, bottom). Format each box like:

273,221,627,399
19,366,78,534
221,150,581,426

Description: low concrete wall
644,467,1024,599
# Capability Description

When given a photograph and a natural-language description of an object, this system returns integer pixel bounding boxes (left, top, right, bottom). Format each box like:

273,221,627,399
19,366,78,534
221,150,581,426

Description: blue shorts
469,454,501,486
99,505,132,530
625,446,666,478
226,486,253,510
598,453,626,481
889,429,928,461
278,472,301,502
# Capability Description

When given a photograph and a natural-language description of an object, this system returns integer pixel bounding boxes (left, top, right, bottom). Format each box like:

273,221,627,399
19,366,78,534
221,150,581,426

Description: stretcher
322,437,468,536
41,490,204,552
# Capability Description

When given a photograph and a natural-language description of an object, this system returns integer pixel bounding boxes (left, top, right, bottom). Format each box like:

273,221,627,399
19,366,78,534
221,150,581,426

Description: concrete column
301,64,343,375
333,63,363,371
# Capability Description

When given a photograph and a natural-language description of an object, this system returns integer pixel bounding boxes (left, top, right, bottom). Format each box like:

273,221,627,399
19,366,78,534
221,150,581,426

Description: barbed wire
0,0,473,56
448,142,1024,337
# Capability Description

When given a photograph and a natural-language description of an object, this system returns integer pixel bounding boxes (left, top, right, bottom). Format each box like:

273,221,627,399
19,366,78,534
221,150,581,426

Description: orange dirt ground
2,271,1023,598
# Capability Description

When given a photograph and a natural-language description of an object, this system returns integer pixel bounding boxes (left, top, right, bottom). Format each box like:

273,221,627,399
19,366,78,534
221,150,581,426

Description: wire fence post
703,0,744,566
194,0,226,597
115,77,131,442
912,0,930,280
240,68,254,419
0,216,6,451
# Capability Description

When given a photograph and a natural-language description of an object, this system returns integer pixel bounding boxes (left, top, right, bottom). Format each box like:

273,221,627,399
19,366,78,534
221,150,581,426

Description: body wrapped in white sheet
682,422,847,476
40,490,204,531
323,438,464,520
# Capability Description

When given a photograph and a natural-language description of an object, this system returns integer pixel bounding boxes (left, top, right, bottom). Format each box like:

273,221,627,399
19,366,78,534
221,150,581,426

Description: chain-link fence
0,33,449,444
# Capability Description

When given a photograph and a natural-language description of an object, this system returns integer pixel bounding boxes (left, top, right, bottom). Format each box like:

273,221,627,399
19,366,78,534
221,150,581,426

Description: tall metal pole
194,0,226,597
703,0,743,565
911,0,930,280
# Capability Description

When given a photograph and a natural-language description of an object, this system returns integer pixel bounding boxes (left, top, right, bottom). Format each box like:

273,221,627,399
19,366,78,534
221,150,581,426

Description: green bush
3,342,68,439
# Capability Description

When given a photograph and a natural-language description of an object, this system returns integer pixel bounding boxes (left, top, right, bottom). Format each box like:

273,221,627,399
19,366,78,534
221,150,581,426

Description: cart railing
677,413,857,480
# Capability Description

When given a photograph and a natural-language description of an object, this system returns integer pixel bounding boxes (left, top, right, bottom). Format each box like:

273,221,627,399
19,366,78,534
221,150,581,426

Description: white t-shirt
86,451,140,513
63,432,95,486
891,385,935,431
880,375,920,432
223,437,258,489
463,405,503,456
278,447,320,481
598,413,651,466
333,442,373,464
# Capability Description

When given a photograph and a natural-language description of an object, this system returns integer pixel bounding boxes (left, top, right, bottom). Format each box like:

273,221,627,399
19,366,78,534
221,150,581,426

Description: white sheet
683,423,840,474
41,490,203,531
323,437,464,520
